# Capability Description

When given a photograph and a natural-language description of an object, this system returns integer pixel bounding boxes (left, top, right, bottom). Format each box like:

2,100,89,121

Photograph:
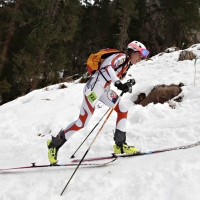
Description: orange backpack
86,48,122,75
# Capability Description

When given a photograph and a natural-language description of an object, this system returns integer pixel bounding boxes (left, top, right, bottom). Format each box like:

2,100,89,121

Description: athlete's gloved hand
114,80,128,92
126,78,136,93
114,79,135,93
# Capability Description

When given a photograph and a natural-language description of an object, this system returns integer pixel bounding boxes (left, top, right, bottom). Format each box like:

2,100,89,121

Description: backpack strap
90,66,110,91
100,55,129,81
91,71,100,91
114,56,129,71
99,69,110,83
91,55,130,91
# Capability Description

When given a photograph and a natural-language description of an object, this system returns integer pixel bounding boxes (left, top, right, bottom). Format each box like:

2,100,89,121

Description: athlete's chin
131,60,137,64
136,59,141,63
131,58,142,64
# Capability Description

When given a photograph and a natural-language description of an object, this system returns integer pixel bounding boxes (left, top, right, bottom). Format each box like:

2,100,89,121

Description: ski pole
70,107,111,159
194,54,198,86
60,91,124,196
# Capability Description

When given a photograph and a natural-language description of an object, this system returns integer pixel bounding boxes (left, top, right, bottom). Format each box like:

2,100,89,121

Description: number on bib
87,91,97,103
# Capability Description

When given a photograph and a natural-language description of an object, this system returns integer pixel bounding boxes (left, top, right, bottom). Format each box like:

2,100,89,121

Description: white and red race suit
63,53,131,140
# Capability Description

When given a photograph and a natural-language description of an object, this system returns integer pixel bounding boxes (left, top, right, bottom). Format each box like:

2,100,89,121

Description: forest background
0,0,200,105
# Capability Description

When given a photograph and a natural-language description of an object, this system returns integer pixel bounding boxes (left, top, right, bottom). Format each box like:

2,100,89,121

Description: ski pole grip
120,91,124,97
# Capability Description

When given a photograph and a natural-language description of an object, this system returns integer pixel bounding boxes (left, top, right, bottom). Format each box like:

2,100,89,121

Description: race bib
85,90,98,106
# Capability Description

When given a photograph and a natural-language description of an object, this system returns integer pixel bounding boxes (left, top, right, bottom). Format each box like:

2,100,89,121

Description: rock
78,76,90,83
63,74,81,82
59,84,67,89
165,47,179,53
178,50,196,61
134,83,184,107
134,93,146,104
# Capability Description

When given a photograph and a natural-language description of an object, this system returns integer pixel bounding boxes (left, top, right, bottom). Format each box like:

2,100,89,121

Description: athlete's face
130,51,143,64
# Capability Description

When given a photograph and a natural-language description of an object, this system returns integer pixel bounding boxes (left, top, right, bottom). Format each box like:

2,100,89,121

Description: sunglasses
128,43,150,58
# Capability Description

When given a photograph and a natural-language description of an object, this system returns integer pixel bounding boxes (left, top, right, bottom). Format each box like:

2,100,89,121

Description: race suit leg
99,88,128,132
63,80,105,140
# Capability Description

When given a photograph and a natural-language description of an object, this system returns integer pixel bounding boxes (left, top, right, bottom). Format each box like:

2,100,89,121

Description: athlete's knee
114,101,128,114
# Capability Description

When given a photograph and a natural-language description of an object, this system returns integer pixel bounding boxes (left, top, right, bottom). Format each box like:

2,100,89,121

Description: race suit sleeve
98,53,127,86
106,66,120,84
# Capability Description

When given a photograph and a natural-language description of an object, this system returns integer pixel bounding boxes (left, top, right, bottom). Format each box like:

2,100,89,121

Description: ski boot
113,143,138,154
47,129,67,164
113,129,138,154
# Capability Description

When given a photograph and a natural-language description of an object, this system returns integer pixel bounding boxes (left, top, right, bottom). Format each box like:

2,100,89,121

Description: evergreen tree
113,0,138,50
160,0,200,47
13,0,81,91
0,0,81,104
68,0,114,75
128,0,146,42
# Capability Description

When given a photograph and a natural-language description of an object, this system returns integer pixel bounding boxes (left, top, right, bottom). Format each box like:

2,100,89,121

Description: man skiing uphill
47,41,150,164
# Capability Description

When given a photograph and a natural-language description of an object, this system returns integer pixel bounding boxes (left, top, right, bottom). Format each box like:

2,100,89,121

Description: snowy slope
0,44,200,200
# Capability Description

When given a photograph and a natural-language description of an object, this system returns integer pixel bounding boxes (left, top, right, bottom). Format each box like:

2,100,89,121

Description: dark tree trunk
0,0,21,73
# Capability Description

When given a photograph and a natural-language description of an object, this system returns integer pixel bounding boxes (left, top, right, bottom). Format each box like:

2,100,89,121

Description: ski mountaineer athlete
47,41,150,164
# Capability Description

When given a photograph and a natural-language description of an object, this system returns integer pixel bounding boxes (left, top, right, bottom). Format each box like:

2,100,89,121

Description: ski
0,158,116,172
71,140,200,163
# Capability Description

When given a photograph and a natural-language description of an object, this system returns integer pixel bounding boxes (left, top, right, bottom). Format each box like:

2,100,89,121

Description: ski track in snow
0,44,200,200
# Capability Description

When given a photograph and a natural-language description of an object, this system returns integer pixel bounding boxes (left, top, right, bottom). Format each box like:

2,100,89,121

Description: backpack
86,48,123,75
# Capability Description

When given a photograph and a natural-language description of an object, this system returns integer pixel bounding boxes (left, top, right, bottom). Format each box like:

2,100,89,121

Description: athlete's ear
127,49,134,58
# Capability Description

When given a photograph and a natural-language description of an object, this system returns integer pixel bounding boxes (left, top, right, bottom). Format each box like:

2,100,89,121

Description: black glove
126,78,135,86
114,80,129,93
126,78,135,93
114,79,136,93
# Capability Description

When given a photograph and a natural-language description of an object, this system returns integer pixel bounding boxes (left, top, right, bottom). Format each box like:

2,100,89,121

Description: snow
0,44,200,200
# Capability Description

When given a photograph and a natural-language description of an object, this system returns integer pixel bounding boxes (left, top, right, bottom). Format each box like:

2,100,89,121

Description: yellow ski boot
47,140,58,165
113,143,138,154
47,129,66,165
